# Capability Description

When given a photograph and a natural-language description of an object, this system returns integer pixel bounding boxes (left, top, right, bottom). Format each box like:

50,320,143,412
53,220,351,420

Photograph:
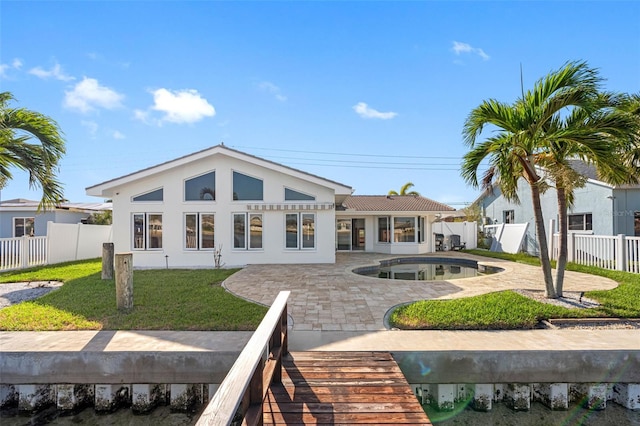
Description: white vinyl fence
0,222,112,272
550,233,640,274
0,236,48,271
431,221,477,250
483,223,529,254
46,222,113,265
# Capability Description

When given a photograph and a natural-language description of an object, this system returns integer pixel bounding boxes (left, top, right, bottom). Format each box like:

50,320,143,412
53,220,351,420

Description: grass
0,259,268,331
2,253,637,331
389,249,640,330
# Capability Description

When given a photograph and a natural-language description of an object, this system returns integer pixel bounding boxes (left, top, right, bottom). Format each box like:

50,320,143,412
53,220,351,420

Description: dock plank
263,351,431,425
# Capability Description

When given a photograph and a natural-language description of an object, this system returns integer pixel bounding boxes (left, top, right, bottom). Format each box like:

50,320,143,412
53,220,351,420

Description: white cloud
149,88,215,124
64,77,124,113
81,120,99,137
113,130,125,139
29,63,75,81
258,81,287,102
133,109,151,124
452,41,490,61
352,102,398,120
0,58,24,78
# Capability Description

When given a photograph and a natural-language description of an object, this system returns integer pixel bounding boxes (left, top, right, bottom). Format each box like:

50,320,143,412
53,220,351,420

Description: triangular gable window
133,188,163,202
233,171,263,201
285,188,315,201
185,171,216,201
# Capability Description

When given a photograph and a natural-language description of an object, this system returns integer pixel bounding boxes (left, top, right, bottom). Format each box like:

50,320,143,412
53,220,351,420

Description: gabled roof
474,159,640,204
86,144,353,197
566,159,640,189
340,195,456,213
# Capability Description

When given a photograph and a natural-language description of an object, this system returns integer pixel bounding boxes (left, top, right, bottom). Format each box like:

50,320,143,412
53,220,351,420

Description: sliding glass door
336,218,365,251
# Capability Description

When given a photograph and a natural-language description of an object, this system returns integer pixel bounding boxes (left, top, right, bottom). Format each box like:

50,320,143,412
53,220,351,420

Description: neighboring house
0,198,112,239
86,144,458,268
476,161,640,255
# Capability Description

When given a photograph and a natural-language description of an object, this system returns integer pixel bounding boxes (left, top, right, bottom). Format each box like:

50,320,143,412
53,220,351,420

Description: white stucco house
86,145,458,268
475,160,640,255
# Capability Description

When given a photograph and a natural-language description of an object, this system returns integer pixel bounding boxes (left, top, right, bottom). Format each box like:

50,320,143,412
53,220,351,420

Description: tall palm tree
0,92,66,210
537,92,640,296
388,182,420,196
462,61,603,299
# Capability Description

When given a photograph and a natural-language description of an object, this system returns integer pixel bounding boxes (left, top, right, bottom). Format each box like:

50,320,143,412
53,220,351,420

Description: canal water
425,401,640,426
3,401,639,425
1,404,204,425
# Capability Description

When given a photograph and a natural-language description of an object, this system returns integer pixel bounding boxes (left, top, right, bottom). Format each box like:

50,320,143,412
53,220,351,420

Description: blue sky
1,1,639,206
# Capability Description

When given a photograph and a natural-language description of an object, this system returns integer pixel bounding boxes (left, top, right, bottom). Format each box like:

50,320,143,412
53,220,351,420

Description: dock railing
196,290,290,426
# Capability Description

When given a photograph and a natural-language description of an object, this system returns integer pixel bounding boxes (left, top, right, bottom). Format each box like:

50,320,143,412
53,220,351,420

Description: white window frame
393,217,416,243
284,187,316,201
285,213,316,250
232,212,263,250
184,170,216,202
132,213,163,251
184,213,215,251
232,170,264,201
568,213,593,231
378,217,391,243
13,217,35,237
503,210,515,224
131,188,164,203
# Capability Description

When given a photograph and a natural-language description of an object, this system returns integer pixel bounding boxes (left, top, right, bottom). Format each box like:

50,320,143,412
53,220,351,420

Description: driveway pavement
223,252,618,331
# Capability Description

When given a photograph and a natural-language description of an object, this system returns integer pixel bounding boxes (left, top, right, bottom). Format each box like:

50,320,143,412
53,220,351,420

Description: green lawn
389,250,640,330
0,259,268,331
2,253,637,331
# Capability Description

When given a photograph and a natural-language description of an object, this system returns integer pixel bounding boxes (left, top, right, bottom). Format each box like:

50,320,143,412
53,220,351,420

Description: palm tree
462,61,604,299
0,92,66,210
388,182,420,196
537,92,640,296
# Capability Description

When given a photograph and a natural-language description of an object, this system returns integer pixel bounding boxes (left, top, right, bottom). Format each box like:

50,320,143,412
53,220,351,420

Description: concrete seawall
2,329,639,415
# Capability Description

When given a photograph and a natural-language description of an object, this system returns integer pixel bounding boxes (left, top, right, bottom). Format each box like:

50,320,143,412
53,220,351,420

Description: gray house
0,198,112,238
476,161,640,255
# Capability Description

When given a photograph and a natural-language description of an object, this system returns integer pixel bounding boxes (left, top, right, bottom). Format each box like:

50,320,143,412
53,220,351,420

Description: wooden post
102,243,114,280
115,253,133,311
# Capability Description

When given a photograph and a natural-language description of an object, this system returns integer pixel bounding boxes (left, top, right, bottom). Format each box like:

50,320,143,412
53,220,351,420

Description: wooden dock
263,351,432,425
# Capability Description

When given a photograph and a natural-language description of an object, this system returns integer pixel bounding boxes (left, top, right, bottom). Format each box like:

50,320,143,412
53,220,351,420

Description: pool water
354,258,501,281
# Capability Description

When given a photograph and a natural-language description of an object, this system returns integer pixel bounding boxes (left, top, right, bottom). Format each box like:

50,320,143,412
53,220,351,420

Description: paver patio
223,252,618,332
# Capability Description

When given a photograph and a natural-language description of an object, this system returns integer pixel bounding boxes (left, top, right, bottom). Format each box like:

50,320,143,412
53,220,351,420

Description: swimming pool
353,257,502,281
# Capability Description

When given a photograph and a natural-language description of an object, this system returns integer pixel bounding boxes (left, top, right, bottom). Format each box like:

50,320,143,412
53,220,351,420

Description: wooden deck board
263,351,431,425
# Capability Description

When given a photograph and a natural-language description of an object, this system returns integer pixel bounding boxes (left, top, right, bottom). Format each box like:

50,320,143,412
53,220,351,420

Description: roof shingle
341,195,455,212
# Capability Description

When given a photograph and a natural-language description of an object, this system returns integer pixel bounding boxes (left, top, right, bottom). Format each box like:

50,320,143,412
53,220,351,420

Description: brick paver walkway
223,252,618,332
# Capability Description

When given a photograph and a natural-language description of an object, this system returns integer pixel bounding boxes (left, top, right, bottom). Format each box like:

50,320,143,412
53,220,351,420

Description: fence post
115,253,133,311
567,232,575,263
20,236,28,269
102,243,115,280
547,219,555,260
616,234,626,272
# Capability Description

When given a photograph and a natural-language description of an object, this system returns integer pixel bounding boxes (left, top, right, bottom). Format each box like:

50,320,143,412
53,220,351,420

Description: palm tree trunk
555,187,568,297
530,183,557,298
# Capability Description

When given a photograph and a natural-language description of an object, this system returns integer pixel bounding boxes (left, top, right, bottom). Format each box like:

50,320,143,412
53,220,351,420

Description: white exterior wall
338,213,460,254
110,153,338,268
613,188,640,237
